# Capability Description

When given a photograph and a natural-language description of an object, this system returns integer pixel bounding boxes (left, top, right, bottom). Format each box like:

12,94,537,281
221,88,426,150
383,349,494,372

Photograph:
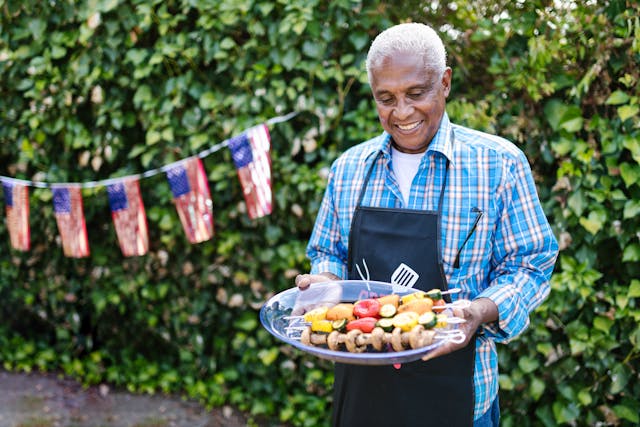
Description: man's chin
391,136,429,154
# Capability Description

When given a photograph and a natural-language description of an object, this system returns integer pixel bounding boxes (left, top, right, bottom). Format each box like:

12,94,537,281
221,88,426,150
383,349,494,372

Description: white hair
366,23,447,83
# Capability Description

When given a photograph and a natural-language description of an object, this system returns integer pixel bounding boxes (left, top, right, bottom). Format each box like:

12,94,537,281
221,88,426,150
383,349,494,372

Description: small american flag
228,124,272,219
52,185,90,258
1,179,30,251
166,157,214,244
106,178,149,257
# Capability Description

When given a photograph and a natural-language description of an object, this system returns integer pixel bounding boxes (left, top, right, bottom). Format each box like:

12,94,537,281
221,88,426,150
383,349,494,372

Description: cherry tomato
353,298,381,318
345,317,378,333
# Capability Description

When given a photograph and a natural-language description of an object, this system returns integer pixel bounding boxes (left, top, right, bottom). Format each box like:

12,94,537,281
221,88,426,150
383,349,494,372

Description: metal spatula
390,263,419,288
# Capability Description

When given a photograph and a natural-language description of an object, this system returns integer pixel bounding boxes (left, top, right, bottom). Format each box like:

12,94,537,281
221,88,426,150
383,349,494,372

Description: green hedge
1,1,638,426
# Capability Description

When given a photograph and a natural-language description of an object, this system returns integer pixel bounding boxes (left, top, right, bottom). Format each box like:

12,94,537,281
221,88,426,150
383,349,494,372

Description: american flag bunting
52,185,90,258
1,179,30,251
165,157,214,244
106,178,149,257
228,124,272,219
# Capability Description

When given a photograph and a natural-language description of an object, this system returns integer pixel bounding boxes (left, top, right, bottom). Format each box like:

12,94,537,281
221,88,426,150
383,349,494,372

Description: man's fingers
295,274,313,289
295,273,335,289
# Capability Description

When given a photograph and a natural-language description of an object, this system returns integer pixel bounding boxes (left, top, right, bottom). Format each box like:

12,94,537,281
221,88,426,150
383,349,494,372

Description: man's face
369,51,451,154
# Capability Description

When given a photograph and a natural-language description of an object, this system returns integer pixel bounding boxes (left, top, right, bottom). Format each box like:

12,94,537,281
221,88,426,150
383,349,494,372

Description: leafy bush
1,0,638,426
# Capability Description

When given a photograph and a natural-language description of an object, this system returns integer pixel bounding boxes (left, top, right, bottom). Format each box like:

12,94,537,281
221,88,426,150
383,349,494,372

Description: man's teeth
397,121,421,131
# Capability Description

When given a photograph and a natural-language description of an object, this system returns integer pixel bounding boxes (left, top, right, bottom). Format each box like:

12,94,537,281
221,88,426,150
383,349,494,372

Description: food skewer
300,324,465,352
431,299,471,311
283,312,466,329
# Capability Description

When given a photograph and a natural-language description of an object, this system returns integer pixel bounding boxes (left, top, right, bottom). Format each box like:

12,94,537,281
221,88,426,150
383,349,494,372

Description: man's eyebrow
410,82,433,91
373,88,391,96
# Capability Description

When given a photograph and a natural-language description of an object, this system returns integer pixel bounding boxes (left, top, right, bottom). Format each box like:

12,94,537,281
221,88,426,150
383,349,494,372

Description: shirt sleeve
306,163,349,279
478,150,559,343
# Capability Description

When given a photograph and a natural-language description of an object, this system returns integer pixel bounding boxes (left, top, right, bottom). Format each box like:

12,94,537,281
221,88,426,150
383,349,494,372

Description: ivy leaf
257,348,279,366
544,99,582,132
620,163,640,187
28,19,47,40
133,85,152,108
529,377,545,400
498,373,514,390
544,99,565,131
146,130,161,146
622,136,640,163
593,316,613,334
281,49,300,71
579,211,605,235
518,355,539,373
613,404,639,424
618,105,639,122
622,244,640,262
302,41,323,58
198,91,219,109
629,280,640,298
623,200,640,219
551,137,572,156
348,32,369,50
50,45,67,59
577,388,593,406
98,0,120,13
609,364,630,394
605,90,629,105
561,116,583,133
233,313,257,332
567,191,587,216
552,401,580,423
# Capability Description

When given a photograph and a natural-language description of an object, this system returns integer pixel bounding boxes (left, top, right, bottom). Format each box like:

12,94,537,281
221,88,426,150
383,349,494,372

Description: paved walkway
0,370,251,427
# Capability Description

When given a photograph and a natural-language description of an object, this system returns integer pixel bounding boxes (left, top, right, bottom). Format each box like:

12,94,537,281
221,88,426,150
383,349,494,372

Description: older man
296,22,558,426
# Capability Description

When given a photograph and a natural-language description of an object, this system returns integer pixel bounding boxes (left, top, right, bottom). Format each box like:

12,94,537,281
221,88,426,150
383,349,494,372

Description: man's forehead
370,63,440,91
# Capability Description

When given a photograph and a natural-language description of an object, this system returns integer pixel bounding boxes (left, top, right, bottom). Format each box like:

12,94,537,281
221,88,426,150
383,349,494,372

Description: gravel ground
0,370,255,427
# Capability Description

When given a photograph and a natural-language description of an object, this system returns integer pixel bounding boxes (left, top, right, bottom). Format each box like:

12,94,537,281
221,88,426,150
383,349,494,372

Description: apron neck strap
355,152,381,208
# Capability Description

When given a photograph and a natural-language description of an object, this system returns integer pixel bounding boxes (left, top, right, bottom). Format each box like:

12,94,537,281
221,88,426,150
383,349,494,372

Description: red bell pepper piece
353,298,381,318
345,317,378,333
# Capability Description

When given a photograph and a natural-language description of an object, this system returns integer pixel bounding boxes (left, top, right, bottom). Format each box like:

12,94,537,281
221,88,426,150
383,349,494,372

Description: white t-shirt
391,146,425,205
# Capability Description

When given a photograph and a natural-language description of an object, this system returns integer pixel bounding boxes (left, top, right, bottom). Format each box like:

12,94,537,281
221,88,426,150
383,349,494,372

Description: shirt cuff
475,284,530,343
310,258,347,280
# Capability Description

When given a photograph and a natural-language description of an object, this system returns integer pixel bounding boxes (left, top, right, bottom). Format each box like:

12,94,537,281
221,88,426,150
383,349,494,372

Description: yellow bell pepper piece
400,291,425,305
303,306,329,323
392,312,419,332
311,319,334,333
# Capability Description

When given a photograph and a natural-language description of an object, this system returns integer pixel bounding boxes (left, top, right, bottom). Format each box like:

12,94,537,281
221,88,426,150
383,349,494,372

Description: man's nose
394,99,413,120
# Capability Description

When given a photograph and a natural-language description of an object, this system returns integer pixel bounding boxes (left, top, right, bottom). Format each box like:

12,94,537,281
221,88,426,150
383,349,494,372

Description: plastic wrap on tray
259,280,465,365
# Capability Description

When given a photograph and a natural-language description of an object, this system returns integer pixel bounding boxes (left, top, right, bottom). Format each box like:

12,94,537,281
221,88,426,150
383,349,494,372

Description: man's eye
408,92,424,99
378,98,394,105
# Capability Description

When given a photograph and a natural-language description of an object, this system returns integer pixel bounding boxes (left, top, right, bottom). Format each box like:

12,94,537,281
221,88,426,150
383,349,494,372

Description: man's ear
442,67,452,97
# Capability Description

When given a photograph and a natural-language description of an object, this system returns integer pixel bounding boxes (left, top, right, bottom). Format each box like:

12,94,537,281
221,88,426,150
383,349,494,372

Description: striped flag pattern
228,124,272,219
1,179,30,251
106,178,149,257
166,157,214,243
52,186,90,258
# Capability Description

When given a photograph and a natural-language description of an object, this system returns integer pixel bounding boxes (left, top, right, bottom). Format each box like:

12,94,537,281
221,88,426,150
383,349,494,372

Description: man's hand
294,272,340,290
422,297,498,361
291,272,342,315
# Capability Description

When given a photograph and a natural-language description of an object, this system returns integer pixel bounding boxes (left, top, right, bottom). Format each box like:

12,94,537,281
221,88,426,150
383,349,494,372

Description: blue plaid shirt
307,113,559,419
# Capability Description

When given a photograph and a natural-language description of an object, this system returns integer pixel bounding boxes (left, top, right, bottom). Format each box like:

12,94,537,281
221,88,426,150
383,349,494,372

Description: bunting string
0,112,297,189
0,112,297,257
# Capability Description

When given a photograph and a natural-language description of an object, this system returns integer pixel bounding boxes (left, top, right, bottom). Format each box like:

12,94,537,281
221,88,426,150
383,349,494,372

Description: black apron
333,148,476,427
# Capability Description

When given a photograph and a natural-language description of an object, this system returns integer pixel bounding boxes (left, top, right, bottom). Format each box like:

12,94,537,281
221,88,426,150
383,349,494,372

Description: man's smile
396,120,423,131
